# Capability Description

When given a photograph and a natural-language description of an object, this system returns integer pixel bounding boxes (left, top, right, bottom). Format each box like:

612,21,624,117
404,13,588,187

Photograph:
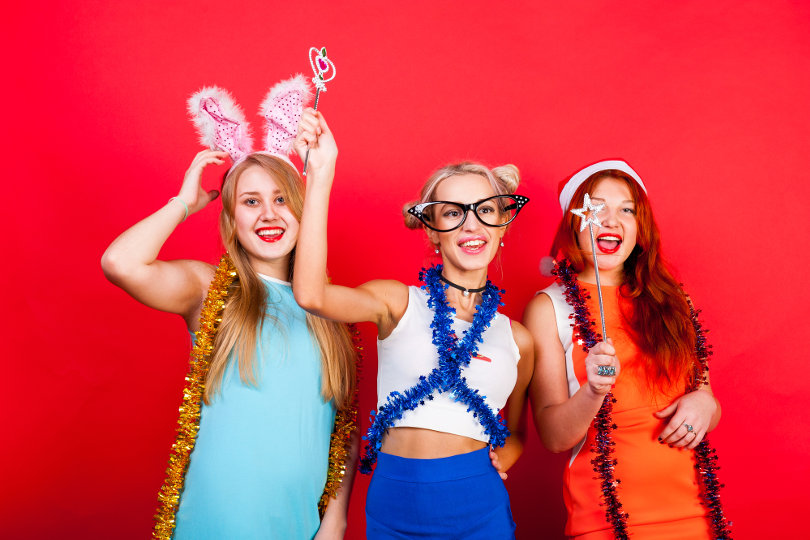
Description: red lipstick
256,227,284,243
596,233,622,254
457,235,487,255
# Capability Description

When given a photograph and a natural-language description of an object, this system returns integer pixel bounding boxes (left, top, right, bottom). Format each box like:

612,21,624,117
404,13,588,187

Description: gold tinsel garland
317,324,363,515
152,254,361,536
152,254,237,540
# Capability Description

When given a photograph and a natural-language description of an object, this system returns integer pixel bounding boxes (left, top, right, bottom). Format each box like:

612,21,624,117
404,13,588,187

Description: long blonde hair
204,153,356,408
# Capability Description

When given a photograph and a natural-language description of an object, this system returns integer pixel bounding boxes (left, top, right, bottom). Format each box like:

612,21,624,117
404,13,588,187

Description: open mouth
256,227,284,243
596,234,622,254
458,237,487,254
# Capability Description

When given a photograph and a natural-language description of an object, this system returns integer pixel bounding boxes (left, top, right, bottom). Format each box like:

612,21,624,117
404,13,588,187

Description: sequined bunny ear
188,87,254,162
259,75,312,158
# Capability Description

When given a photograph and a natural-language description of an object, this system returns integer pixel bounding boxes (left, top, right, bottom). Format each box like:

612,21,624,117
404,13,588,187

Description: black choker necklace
440,274,487,297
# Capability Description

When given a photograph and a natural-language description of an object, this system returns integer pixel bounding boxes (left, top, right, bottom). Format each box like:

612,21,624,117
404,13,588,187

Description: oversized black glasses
407,194,529,232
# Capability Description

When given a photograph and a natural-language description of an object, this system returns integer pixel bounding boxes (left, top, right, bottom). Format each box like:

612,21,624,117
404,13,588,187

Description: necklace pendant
462,290,470,297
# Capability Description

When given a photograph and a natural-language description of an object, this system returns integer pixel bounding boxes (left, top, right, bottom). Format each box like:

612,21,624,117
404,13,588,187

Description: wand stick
571,193,608,341
587,221,608,340
301,88,320,174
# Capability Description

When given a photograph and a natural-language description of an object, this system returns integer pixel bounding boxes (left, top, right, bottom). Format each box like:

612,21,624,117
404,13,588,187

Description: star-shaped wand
571,193,608,341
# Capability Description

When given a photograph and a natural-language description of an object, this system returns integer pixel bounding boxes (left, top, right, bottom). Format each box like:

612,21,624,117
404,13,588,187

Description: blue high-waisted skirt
366,447,516,539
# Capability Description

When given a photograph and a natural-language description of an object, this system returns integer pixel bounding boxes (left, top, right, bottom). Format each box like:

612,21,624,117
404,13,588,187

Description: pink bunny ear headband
187,74,312,168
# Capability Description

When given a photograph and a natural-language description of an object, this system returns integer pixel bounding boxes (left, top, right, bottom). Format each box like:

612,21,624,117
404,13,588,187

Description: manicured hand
584,338,620,396
655,388,717,449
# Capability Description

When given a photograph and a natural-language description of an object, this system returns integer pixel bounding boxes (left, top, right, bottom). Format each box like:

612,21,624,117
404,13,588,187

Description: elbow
542,440,571,454
292,282,324,312
100,247,128,284
534,417,576,453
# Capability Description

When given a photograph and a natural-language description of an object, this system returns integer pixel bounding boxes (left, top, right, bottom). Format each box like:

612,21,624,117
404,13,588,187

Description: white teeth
460,240,485,248
599,236,621,242
257,229,282,237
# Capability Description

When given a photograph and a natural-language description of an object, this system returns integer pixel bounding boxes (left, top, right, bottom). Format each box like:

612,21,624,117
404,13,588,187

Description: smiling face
575,176,638,277
425,173,506,274
232,164,300,277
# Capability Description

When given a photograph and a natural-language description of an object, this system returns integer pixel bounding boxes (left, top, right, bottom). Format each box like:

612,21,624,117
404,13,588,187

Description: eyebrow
590,197,634,204
433,197,497,205
238,190,281,197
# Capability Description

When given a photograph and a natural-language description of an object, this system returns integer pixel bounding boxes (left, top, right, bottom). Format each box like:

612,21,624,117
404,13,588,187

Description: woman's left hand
295,107,338,177
489,447,508,480
654,388,718,449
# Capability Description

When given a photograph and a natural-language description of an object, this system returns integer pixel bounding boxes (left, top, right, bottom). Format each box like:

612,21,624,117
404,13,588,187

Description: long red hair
552,171,696,390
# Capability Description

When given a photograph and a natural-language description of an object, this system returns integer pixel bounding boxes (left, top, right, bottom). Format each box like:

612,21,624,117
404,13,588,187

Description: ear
424,226,440,246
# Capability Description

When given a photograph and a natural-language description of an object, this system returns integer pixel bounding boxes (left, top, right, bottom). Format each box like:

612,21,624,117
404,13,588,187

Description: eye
274,195,286,205
478,203,496,214
244,197,259,206
443,209,461,218
621,207,636,215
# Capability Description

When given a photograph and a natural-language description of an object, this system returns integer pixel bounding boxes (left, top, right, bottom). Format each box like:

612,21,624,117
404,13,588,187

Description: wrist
168,197,189,222
583,383,608,400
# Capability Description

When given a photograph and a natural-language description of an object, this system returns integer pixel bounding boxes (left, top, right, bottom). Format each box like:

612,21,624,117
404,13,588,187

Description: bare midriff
380,427,487,459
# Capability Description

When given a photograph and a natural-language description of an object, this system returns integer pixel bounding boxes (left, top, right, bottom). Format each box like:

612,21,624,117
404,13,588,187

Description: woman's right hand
584,338,620,396
176,149,228,215
295,108,338,178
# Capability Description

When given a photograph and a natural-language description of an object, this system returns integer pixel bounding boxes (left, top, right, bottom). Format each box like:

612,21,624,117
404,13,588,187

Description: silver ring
596,365,616,377
684,423,694,433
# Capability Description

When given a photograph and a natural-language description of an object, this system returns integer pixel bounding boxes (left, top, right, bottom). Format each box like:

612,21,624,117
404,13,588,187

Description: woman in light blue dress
102,79,357,539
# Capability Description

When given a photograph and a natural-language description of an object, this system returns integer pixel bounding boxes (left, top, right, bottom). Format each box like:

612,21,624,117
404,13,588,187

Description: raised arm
524,293,620,452
101,150,227,329
292,109,407,336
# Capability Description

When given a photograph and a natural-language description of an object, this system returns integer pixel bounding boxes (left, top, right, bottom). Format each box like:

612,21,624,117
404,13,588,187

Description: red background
4,1,809,538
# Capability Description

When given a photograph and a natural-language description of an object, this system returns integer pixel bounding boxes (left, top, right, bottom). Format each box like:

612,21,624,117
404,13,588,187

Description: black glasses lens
424,202,465,231
476,196,520,226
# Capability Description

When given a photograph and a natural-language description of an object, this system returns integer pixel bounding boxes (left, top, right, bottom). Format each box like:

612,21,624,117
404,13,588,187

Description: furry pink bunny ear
188,87,253,162
259,75,312,157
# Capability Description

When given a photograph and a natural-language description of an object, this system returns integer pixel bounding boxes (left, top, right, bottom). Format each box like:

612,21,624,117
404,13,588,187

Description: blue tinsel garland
359,264,509,474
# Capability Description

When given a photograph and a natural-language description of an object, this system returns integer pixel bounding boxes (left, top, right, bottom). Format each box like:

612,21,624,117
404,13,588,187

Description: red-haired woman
524,160,729,539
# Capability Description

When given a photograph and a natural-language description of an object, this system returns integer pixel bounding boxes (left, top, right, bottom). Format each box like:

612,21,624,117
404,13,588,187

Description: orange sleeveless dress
564,282,710,539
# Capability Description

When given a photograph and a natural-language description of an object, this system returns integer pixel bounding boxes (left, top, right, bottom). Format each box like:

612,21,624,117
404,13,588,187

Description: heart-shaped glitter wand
303,46,336,176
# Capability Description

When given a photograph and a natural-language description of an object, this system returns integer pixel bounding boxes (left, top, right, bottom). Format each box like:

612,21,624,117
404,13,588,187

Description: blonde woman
102,80,357,539
293,109,533,539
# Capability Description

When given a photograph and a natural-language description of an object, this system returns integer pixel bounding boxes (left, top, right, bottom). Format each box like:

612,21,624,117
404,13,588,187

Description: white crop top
376,286,520,442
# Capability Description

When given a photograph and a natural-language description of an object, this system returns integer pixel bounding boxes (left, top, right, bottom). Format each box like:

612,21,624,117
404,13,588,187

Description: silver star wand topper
303,46,336,176
571,193,608,340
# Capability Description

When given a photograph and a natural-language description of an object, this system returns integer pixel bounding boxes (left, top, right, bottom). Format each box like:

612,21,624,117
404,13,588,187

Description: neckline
257,273,291,286
578,278,619,289
416,286,495,324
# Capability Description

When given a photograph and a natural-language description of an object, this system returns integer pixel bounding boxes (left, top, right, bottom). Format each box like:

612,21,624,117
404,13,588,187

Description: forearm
101,199,186,283
293,168,334,309
699,386,722,432
536,386,608,452
494,433,524,472
317,430,359,537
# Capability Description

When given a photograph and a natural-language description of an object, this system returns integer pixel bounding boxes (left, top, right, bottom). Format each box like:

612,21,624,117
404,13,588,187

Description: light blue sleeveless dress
173,275,336,540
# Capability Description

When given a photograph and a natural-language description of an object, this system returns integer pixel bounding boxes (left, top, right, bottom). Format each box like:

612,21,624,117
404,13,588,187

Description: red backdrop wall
5,1,809,538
